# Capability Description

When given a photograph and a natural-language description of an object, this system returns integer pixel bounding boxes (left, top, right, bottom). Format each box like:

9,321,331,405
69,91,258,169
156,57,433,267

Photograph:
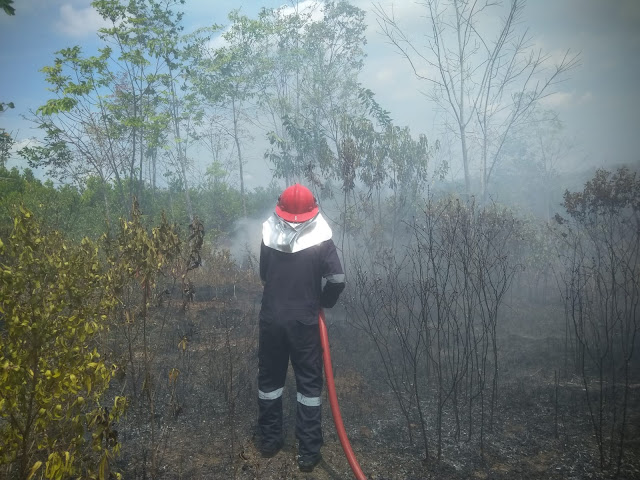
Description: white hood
262,212,333,253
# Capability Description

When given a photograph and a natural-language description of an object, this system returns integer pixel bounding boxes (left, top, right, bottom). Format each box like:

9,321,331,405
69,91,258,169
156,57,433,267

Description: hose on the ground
319,309,367,480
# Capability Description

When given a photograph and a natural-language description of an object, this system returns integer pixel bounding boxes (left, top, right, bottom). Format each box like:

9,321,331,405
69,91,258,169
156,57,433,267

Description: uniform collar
262,212,332,253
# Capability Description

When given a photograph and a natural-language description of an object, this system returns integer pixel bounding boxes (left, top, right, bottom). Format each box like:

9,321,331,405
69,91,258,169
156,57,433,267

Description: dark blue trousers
258,313,323,456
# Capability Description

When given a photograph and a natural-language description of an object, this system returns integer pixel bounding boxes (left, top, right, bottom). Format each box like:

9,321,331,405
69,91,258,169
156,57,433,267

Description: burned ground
105,279,640,480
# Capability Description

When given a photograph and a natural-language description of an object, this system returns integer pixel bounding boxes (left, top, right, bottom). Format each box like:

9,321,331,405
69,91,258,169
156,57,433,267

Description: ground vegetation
1,1,638,479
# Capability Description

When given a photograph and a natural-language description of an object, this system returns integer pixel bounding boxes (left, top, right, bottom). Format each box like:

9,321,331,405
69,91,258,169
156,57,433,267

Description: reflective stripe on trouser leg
290,320,324,456
260,387,284,400
258,314,289,448
297,392,321,406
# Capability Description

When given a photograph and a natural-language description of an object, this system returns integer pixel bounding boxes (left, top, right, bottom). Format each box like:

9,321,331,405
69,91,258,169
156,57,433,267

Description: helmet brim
275,205,319,223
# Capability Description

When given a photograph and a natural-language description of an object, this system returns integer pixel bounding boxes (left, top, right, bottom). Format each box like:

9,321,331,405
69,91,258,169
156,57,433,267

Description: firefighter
258,184,345,472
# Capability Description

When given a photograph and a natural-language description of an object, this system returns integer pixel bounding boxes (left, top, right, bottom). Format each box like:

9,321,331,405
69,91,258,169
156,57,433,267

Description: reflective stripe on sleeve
324,273,345,284
297,392,322,407
259,387,284,400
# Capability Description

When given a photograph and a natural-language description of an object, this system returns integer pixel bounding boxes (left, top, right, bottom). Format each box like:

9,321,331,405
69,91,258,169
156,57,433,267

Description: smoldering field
94,182,640,480
2,0,638,477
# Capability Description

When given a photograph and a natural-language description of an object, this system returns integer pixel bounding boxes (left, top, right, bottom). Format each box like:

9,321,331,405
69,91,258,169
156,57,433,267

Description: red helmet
275,184,319,222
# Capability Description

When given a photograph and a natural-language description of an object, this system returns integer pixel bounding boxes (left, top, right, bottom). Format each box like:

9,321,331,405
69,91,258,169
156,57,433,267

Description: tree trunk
232,96,247,218
169,79,194,221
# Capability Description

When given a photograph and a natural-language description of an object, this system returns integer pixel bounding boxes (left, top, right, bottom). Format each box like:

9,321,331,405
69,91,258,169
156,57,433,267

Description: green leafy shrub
0,207,125,480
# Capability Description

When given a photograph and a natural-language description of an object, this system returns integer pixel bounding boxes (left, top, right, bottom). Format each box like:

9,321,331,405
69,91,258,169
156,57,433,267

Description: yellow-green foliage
107,200,181,288
0,207,125,480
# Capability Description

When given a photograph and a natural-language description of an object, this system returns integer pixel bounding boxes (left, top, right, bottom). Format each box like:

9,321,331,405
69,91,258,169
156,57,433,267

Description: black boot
260,438,284,458
297,452,322,472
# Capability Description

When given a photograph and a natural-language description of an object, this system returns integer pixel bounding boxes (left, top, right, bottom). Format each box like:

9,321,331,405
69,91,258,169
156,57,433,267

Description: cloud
207,30,229,51
5,138,51,180
277,0,324,22
55,4,109,38
541,91,574,108
11,137,41,153
359,0,424,23
206,1,323,53
375,67,395,84
577,92,593,105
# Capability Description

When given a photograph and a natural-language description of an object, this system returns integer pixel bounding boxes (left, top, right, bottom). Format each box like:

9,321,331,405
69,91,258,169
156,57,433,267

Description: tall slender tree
376,0,579,199
28,0,201,223
263,1,368,187
193,11,269,217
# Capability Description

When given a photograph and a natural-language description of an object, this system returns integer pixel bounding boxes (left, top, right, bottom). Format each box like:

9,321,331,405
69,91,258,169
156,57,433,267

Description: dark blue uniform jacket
259,239,345,324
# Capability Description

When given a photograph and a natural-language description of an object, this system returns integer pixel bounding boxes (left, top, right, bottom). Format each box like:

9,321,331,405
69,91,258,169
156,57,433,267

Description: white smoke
224,207,274,268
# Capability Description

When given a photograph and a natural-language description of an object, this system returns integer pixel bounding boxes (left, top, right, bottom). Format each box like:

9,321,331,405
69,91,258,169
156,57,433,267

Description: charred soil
109,288,640,480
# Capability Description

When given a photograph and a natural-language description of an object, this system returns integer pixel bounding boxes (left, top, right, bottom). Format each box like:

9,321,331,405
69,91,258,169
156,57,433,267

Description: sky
1,0,639,188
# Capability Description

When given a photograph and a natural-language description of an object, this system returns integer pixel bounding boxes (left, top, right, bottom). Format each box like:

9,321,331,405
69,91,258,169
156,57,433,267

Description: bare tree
375,0,579,199
555,168,640,475
348,249,428,456
346,193,523,464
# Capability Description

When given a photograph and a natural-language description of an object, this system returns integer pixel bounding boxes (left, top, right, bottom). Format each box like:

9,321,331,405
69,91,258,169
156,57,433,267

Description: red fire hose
319,309,367,480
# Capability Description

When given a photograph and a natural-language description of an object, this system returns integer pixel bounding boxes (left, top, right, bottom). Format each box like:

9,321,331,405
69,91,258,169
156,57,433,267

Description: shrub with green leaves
0,207,125,480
